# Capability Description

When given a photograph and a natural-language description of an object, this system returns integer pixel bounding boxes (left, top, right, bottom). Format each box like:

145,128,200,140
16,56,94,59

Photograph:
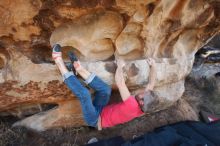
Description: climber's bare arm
115,59,131,101
145,58,156,91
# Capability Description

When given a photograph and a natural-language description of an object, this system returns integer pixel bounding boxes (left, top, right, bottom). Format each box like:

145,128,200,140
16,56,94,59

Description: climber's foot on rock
52,44,62,63
52,44,68,75
65,62,73,72
68,51,82,75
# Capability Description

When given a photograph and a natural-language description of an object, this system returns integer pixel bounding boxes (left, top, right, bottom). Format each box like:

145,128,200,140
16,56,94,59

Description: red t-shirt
100,96,144,128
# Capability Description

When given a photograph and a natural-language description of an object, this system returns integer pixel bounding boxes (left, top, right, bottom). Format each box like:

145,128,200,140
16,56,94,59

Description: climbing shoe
52,44,61,52
68,51,79,75
52,44,62,60
68,51,78,62
65,62,73,72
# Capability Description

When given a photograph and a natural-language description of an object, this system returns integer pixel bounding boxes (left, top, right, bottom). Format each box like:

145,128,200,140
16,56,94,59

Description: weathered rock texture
0,0,220,131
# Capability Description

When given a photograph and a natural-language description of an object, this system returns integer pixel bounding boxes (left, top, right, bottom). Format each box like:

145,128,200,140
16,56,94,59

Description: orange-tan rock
0,0,220,131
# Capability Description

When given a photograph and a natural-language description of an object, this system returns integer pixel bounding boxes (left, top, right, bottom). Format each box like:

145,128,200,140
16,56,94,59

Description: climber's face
135,90,154,112
135,92,144,106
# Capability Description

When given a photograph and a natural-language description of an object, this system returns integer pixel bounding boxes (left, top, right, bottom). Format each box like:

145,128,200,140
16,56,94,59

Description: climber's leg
52,44,99,127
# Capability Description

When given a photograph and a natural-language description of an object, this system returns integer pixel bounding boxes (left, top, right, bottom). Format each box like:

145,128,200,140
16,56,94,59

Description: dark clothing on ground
86,120,220,146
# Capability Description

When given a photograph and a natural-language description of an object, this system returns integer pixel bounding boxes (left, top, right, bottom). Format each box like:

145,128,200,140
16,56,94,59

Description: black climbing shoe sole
52,44,61,52
68,51,78,62
68,51,78,75
65,62,73,71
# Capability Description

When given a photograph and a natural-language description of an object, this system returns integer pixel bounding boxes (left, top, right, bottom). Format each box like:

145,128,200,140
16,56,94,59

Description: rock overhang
0,0,220,131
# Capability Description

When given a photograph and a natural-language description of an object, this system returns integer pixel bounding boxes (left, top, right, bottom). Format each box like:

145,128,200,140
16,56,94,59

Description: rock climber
52,44,157,130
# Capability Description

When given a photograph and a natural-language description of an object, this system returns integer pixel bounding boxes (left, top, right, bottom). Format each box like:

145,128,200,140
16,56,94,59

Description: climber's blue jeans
63,72,111,127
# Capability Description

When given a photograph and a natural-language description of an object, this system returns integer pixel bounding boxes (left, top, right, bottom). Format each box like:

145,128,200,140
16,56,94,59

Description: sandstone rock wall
0,0,220,131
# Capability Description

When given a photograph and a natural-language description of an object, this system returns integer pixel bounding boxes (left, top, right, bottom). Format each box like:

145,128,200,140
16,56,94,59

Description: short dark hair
136,91,159,112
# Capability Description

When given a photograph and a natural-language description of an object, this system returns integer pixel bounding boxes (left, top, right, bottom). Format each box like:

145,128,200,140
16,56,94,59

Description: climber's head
135,90,157,112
